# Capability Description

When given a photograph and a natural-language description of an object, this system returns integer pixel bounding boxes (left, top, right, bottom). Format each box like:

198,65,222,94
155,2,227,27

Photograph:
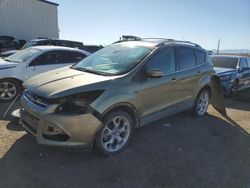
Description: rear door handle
197,71,202,74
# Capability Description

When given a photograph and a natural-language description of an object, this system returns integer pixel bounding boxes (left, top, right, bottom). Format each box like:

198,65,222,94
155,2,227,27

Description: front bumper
19,94,102,149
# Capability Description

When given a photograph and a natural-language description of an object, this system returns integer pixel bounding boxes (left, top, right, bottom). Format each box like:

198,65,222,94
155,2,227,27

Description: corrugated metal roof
37,0,59,6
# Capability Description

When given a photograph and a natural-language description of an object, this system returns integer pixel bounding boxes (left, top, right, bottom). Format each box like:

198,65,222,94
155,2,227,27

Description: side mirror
145,69,163,78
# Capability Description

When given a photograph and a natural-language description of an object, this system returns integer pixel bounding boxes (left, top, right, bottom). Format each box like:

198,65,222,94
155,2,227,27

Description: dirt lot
0,93,249,188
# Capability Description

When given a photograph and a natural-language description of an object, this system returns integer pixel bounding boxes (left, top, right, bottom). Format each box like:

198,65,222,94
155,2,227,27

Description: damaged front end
20,90,104,148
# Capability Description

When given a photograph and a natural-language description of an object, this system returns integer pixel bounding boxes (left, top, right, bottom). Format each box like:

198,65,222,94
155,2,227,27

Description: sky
53,0,250,50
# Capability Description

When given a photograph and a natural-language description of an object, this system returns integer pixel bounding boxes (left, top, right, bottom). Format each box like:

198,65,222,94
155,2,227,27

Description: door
238,58,249,89
175,47,201,101
139,47,179,118
27,50,86,79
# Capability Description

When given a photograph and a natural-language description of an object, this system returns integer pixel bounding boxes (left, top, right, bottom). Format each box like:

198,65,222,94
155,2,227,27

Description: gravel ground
0,96,249,188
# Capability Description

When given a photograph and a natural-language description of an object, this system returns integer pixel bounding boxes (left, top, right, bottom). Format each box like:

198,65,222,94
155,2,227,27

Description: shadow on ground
0,103,249,188
222,88,250,112
231,88,250,103
0,98,20,122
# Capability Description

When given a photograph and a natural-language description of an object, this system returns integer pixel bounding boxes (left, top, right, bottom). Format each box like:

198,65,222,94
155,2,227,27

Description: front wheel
193,89,210,117
0,79,21,102
96,111,133,156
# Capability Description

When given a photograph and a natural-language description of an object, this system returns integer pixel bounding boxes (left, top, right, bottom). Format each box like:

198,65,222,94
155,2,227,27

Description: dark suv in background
20,38,216,155
0,36,20,54
211,55,250,96
21,39,84,50
1,39,104,57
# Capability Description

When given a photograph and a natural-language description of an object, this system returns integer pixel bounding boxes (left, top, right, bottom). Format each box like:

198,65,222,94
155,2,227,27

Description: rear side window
178,47,196,69
194,49,206,64
147,47,176,74
62,51,86,63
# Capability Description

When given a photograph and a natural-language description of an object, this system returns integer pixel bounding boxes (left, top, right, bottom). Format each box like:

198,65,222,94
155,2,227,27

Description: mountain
211,49,250,54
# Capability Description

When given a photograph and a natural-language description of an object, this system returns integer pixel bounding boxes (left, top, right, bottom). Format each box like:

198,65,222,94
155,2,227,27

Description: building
0,0,59,42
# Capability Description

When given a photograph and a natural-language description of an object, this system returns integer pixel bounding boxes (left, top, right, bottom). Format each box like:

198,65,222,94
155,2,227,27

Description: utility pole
217,39,221,54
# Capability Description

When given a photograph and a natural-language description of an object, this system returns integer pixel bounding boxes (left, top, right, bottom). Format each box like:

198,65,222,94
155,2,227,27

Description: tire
0,79,22,102
193,89,210,117
96,110,134,156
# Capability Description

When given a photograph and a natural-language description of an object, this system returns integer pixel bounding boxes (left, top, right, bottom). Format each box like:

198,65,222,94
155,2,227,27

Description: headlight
220,75,232,80
55,90,104,114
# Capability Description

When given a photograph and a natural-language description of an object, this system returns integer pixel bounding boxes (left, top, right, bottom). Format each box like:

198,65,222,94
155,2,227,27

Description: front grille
24,90,48,108
22,110,39,133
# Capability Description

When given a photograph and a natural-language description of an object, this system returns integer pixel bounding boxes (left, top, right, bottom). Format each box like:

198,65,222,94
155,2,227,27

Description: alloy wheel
197,91,209,115
0,81,17,101
101,115,131,152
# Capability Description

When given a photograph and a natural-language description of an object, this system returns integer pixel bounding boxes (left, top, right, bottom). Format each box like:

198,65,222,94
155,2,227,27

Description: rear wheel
0,79,21,102
193,89,210,117
96,111,133,156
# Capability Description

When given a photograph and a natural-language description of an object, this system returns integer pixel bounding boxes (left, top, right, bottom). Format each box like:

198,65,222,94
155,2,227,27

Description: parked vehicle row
0,38,103,57
1,35,247,155
19,38,216,155
211,55,250,96
0,36,20,54
0,46,90,101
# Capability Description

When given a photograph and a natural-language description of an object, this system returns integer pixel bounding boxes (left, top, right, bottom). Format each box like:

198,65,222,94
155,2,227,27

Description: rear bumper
19,94,103,149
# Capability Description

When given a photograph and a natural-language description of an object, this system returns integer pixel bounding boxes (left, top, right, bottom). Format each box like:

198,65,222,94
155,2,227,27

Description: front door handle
197,71,202,74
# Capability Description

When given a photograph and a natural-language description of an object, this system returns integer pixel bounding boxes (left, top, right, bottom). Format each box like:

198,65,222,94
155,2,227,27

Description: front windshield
73,43,152,75
211,56,239,69
5,48,42,63
21,41,38,50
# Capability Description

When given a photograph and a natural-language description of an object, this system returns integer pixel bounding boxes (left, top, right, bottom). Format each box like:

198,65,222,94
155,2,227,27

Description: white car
0,46,90,101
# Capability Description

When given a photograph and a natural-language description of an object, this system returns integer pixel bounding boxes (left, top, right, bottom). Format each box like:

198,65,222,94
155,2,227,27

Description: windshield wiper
4,58,21,63
71,66,111,76
4,58,11,62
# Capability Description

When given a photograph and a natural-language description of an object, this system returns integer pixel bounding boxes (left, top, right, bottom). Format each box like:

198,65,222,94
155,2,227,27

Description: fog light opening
42,124,69,142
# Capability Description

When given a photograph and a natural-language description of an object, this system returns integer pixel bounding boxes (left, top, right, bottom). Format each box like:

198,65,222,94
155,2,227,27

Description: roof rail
113,36,202,48
156,39,202,48
141,38,174,41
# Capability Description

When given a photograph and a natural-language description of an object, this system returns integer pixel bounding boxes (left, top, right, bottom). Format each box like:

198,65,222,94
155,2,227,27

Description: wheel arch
0,77,23,88
201,85,212,98
102,102,140,128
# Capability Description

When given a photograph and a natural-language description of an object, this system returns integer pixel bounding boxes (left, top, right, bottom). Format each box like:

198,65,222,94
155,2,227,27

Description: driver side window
30,51,62,66
146,47,176,74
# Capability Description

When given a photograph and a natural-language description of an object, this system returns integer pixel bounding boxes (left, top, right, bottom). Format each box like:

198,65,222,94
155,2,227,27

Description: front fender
90,92,138,116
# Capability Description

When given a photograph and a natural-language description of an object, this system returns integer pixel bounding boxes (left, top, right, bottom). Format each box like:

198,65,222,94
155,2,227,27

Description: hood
213,67,237,75
0,58,17,69
24,67,117,99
